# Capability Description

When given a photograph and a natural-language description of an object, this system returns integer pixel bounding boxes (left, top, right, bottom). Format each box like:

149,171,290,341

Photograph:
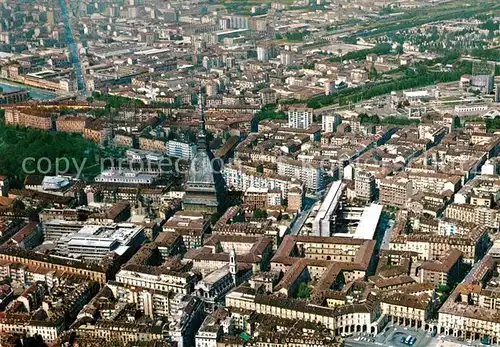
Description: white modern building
167,140,197,160
277,158,324,192
322,113,341,133
42,176,71,190
126,149,166,163
288,106,313,129
454,104,488,116
59,223,145,261
280,51,293,66
403,90,429,103
223,165,297,200
257,45,270,62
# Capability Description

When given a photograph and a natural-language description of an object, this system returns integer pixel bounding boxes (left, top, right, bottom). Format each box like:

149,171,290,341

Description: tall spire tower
181,88,226,214
197,89,207,151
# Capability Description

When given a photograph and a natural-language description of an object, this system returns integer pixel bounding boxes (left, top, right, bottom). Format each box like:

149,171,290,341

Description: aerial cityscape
0,0,498,347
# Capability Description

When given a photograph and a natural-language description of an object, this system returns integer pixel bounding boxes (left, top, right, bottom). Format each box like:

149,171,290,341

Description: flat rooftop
354,203,383,240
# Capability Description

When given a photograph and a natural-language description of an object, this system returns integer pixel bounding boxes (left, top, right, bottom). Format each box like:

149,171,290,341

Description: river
0,79,56,100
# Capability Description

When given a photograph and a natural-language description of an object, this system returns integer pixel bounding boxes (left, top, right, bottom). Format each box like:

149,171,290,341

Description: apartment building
163,211,211,249
322,113,341,133
287,186,304,212
139,136,166,153
56,115,88,133
407,171,462,194
259,88,277,105
167,140,197,160
390,227,488,265
438,255,500,344
114,133,135,148
244,187,282,209
225,285,381,335
445,203,499,230
380,176,413,208
10,222,42,249
1,281,98,342
195,309,229,347
116,264,197,296
455,176,500,208
0,320,61,342
84,124,111,145
418,248,463,286
0,247,108,283
288,106,313,129
72,319,164,345
223,165,296,200
355,170,376,202
248,150,280,164
5,108,53,130
277,158,324,192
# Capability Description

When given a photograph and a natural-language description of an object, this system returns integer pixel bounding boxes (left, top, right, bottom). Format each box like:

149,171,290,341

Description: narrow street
289,197,317,236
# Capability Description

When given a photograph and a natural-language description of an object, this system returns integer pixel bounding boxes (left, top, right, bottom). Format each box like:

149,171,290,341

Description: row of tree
88,91,144,109
328,43,393,63
359,114,420,126
365,1,498,38
255,104,287,122
306,61,472,109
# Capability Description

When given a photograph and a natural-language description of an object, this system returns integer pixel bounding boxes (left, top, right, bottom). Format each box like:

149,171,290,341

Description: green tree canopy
253,208,267,219
296,282,312,299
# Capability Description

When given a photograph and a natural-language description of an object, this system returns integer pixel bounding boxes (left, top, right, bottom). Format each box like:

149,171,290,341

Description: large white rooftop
354,203,383,240
403,90,429,98
42,176,71,190
315,181,344,221
60,223,144,259
313,181,345,237
67,237,116,248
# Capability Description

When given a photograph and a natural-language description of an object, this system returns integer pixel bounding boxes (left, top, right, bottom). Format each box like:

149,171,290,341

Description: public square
345,325,493,347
